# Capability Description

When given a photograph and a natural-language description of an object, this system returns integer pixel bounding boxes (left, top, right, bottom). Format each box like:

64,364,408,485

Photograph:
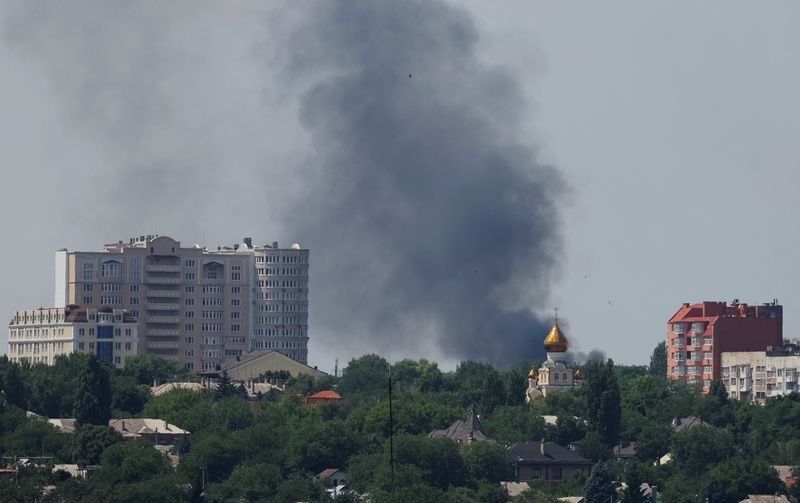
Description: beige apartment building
8,306,138,368
54,235,309,372
721,342,800,404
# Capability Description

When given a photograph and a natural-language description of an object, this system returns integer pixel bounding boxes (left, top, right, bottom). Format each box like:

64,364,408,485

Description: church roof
544,321,569,352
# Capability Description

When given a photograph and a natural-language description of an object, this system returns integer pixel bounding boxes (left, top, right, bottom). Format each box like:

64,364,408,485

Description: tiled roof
308,390,341,400
318,468,343,480
428,406,489,442
508,441,591,465
671,416,708,432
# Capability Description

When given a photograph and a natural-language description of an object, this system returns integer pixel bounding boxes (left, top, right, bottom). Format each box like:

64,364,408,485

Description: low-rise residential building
8,305,138,368
508,441,591,482
48,418,188,445
429,406,490,444
721,343,800,403
305,390,342,406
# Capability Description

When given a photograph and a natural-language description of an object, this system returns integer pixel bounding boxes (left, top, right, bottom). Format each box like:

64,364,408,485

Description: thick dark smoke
1,0,568,367
281,1,567,366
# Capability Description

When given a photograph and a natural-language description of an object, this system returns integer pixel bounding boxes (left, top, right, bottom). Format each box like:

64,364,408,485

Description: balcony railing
146,303,180,311
146,329,179,337
146,341,179,349
145,265,181,272
146,290,181,298
147,316,180,324
145,277,182,285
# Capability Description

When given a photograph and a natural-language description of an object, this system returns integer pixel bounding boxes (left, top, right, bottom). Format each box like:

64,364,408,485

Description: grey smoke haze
279,1,565,365
1,0,567,367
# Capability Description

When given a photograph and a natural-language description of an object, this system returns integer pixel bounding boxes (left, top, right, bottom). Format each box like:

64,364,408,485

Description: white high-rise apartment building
55,235,309,371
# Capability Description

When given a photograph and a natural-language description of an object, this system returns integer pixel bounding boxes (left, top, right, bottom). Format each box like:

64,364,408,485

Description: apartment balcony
146,290,181,298
145,265,181,273
145,276,182,285
146,303,180,311
147,316,180,324
146,341,179,350
146,329,180,337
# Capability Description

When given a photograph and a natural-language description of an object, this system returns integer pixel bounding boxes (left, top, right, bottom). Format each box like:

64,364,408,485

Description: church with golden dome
525,311,583,402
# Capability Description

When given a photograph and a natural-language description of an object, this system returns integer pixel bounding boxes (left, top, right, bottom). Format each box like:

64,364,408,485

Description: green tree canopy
73,356,113,426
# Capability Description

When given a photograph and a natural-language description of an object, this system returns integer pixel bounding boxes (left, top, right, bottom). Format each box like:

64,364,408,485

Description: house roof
307,390,342,400
47,418,189,437
613,441,637,458
110,419,189,436
671,416,708,432
508,441,591,466
318,468,344,480
428,406,490,442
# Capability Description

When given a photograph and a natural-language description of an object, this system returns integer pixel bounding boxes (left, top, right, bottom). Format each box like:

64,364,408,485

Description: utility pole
388,368,395,502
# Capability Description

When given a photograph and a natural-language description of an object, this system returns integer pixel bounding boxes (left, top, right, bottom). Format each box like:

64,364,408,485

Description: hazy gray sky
1,1,799,370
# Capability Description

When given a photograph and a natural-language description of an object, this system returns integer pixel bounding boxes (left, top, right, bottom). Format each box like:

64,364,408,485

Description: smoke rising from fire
2,0,568,366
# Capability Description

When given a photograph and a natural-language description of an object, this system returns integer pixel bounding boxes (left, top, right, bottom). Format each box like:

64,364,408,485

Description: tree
584,462,616,503
480,370,505,415
123,355,189,385
671,426,734,475
215,371,240,400
84,439,188,502
74,425,123,466
705,459,785,503
463,441,512,484
74,356,112,426
586,359,621,447
338,354,390,397
2,361,27,409
648,341,667,378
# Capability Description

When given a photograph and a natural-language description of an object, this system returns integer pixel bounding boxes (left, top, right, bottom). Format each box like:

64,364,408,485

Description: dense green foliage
0,346,795,502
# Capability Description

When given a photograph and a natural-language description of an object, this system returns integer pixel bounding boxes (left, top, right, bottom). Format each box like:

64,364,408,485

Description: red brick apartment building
667,300,782,392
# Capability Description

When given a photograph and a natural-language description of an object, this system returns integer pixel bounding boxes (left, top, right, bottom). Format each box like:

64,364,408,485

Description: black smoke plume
281,1,567,366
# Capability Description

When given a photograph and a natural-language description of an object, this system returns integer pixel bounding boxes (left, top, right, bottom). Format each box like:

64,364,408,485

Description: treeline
0,348,799,502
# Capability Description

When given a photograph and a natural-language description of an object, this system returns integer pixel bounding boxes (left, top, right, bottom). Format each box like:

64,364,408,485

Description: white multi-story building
54,235,309,371
8,306,138,368
721,342,800,404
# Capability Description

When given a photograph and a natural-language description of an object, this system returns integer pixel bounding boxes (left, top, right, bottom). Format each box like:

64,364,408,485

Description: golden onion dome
573,368,583,380
528,368,538,379
543,321,569,353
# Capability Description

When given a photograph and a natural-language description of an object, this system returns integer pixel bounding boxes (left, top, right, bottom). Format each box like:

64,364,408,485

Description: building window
185,259,196,268
83,263,94,280
231,286,240,295
185,285,195,293
130,297,139,305
231,311,240,319
185,272,196,281
130,284,140,292
185,298,195,306
231,299,240,306
83,296,93,304
231,265,242,281
551,467,562,480
83,284,93,292
691,322,705,334
231,324,240,332
185,311,195,318
125,342,131,350
185,336,194,344
530,467,542,479
100,261,122,278
185,324,194,332
78,342,85,350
